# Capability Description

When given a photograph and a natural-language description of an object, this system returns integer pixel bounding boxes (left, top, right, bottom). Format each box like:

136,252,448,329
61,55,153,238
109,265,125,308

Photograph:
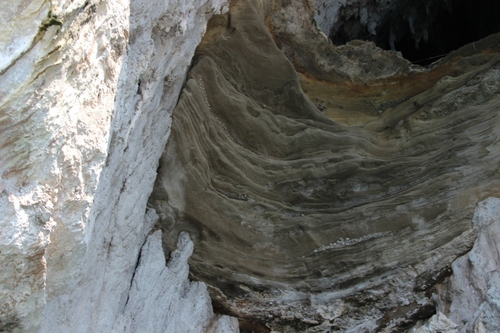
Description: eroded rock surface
151,0,500,330
1,0,236,332
113,230,225,333
3,0,500,331
1,1,128,330
438,197,500,332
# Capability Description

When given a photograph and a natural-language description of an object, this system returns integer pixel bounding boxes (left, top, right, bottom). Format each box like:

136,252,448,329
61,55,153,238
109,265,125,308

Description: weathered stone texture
1,0,128,330
2,0,500,332
1,0,235,332
441,198,500,332
151,0,500,331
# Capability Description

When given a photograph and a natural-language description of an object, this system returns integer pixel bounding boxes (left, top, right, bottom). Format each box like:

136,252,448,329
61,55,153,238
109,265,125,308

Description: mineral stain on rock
150,0,500,330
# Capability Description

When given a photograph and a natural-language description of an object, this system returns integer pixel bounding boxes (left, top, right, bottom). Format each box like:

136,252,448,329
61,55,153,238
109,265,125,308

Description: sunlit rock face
1,0,233,332
151,0,500,330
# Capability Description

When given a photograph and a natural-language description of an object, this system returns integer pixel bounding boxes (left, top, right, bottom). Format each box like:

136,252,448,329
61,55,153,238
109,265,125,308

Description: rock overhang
149,0,500,330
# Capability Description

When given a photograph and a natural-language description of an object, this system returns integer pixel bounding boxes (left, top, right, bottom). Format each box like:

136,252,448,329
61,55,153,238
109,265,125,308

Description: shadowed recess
327,0,500,65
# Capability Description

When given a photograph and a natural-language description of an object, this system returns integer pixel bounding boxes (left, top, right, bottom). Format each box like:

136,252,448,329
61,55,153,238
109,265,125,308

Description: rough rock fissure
123,237,145,309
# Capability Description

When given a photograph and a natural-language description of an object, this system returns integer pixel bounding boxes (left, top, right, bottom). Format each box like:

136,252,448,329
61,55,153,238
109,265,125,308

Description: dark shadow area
333,0,500,65
392,0,500,65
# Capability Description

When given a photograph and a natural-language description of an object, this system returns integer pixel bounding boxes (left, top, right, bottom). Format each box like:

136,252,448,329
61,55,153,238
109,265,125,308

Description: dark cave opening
334,0,500,66
390,0,500,65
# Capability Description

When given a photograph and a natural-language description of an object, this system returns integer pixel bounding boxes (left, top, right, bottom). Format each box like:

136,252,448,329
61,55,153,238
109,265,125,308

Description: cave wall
1,0,126,330
151,0,500,331
0,0,235,332
2,0,500,332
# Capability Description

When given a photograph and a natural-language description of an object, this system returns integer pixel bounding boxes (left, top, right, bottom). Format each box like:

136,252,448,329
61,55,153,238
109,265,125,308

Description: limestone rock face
1,0,127,330
412,313,458,333
112,230,222,333
151,0,500,331
438,197,500,332
269,0,416,82
0,0,234,332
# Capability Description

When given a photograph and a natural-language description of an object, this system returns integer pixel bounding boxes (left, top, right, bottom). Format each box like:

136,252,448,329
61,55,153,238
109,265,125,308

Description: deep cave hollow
333,0,500,65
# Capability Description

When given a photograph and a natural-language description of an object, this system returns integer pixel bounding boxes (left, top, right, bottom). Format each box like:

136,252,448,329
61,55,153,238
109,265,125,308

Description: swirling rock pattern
150,0,500,330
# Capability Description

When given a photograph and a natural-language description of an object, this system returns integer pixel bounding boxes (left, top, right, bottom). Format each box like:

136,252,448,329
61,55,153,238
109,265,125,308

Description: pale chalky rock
444,197,500,332
412,313,459,333
1,0,235,332
1,0,128,331
112,230,224,333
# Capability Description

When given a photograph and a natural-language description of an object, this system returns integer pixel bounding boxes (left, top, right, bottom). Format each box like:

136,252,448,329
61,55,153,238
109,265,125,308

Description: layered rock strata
151,0,500,331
